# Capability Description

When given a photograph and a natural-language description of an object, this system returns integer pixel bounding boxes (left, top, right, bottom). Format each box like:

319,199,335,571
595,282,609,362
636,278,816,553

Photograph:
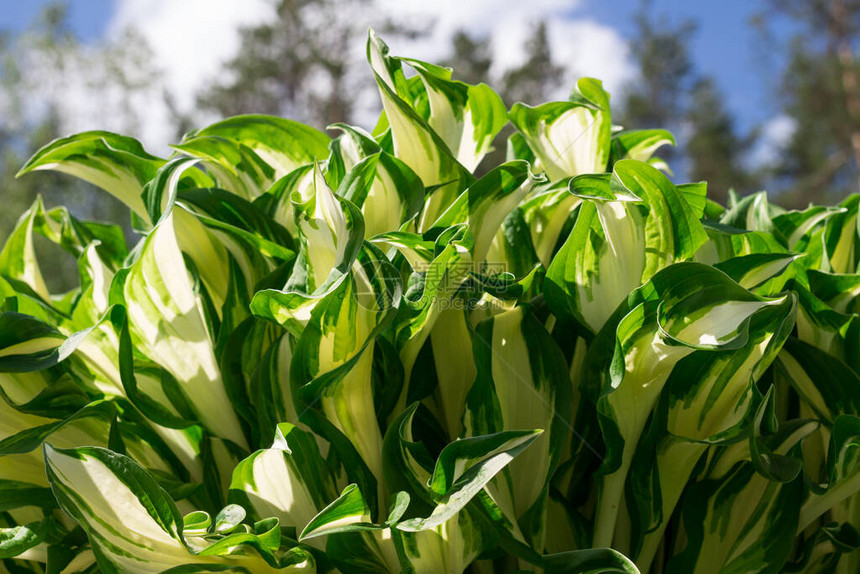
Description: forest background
1,0,856,289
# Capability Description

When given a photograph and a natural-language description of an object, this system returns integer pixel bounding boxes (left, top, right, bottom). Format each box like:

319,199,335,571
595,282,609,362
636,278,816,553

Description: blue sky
587,0,786,128
0,0,798,158
2,0,114,40
583,0,802,166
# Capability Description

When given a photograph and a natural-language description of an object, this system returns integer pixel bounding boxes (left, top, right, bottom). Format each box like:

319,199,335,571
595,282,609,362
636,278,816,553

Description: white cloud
109,0,275,111
373,0,573,64
8,33,174,153
104,0,275,150
748,114,796,168
96,0,634,150
368,0,633,100
545,19,634,102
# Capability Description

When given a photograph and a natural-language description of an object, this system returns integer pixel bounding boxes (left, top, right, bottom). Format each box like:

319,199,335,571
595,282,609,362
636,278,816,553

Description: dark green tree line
757,0,860,206
621,0,759,204
7,0,860,264
0,3,165,290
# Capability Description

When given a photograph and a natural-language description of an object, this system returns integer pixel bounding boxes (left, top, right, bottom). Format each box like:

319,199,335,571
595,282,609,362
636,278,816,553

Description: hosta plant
2,30,860,574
